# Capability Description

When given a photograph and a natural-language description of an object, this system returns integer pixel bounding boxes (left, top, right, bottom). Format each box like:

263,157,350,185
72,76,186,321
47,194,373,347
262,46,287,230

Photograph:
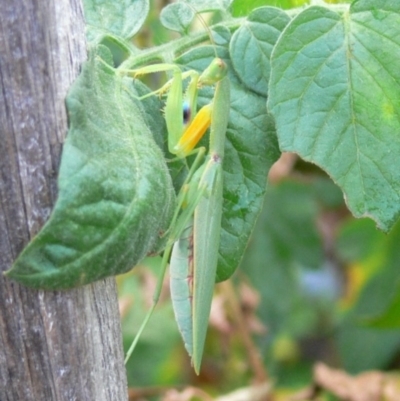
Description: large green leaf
268,0,400,231
6,48,176,289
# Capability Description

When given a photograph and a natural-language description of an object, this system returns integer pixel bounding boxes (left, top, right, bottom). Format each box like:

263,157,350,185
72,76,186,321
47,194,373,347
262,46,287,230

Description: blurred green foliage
231,0,308,16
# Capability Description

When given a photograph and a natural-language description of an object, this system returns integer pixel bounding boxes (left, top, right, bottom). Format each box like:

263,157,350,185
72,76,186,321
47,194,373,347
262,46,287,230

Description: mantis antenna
184,3,220,59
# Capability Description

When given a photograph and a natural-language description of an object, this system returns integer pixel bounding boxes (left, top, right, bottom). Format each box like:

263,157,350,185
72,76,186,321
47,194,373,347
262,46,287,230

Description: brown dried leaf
161,387,213,401
215,382,272,401
209,293,233,335
268,152,297,183
314,363,383,401
119,295,134,318
383,375,400,401
239,281,267,336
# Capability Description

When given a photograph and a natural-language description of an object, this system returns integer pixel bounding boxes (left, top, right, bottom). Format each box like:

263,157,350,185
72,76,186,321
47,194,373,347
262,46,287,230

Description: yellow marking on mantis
175,103,212,158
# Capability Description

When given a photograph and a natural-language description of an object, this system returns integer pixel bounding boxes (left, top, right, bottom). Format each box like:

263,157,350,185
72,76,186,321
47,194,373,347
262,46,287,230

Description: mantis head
198,58,228,87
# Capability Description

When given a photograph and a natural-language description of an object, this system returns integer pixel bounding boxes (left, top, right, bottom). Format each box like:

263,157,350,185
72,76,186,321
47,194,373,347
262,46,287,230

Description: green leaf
83,0,149,42
6,47,176,289
160,3,195,34
268,1,400,231
175,45,280,281
230,7,290,96
212,25,232,46
160,0,232,35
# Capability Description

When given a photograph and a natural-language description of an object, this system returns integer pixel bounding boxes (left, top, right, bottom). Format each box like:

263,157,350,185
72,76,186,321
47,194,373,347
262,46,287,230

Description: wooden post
0,1,128,400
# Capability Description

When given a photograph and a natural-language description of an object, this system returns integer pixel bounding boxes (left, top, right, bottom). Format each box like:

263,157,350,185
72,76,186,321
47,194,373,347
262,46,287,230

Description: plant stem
119,19,243,70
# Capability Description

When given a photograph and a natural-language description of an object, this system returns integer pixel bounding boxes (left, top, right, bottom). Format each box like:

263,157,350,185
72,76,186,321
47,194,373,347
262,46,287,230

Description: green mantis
169,77,230,373
123,33,230,374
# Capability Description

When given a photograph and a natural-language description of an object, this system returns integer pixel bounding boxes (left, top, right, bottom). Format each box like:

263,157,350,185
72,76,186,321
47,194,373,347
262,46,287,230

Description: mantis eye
183,101,191,126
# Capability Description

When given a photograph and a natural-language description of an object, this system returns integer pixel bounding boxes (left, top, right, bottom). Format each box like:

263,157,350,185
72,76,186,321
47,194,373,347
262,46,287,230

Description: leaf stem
119,19,244,70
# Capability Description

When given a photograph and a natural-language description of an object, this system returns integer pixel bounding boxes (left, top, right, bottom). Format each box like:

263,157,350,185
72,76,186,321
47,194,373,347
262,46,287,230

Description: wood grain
0,1,128,399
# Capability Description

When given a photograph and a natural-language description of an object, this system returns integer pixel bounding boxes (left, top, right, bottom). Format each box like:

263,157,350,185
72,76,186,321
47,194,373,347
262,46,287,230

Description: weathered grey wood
0,1,128,400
